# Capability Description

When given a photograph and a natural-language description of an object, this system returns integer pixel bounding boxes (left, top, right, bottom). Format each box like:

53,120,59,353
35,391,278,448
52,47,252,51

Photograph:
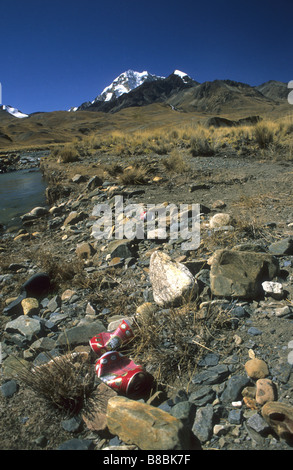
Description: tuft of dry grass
117,164,149,185
162,149,191,173
15,352,95,416
189,127,219,157
50,144,80,163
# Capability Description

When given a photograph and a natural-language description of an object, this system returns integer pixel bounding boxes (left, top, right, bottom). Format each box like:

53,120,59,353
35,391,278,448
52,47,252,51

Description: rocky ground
0,146,293,452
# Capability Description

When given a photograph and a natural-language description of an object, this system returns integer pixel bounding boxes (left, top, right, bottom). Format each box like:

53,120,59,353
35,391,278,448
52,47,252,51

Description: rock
209,213,232,228
244,358,269,380
5,315,43,343
106,396,195,450
220,375,251,403
56,320,106,347
212,200,226,209
275,306,292,317
87,175,103,191
228,409,243,425
57,438,94,450
1,380,19,398
255,378,277,405
262,281,284,300
21,206,48,221
61,289,77,302
170,401,196,427
21,298,39,316
61,416,82,433
149,251,198,307
106,239,136,259
3,292,26,316
72,174,87,183
46,295,61,312
189,386,216,407
63,211,87,226
268,238,293,256
262,401,293,440
76,242,96,260
191,364,230,385
247,326,262,336
209,250,279,299
191,404,214,443
245,413,271,436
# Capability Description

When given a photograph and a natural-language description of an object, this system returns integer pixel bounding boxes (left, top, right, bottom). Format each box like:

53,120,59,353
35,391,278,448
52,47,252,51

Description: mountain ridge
0,70,289,119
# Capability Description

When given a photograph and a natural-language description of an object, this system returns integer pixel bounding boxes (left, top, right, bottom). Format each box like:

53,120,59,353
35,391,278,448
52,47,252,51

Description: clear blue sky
0,0,292,114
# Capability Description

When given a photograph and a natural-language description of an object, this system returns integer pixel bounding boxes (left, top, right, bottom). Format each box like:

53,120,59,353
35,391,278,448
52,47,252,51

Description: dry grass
15,352,95,416
162,149,191,173
127,300,233,389
117,163,149,185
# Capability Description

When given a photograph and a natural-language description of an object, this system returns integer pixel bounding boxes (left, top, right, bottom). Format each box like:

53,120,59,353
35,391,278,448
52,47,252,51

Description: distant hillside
255,80,289,101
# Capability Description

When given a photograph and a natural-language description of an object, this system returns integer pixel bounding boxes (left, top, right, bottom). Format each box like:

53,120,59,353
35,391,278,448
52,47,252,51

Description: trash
95,351,153,398
90,319,153,399
89,319,134,356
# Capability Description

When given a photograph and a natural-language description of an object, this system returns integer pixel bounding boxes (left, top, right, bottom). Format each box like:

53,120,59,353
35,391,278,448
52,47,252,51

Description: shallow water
0,168,47,228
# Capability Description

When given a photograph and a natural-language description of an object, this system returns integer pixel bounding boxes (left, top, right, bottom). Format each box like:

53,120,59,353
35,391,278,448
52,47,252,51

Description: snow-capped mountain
0,105,28,119
71,69,194,112
93,70,163,103
173,70,192,83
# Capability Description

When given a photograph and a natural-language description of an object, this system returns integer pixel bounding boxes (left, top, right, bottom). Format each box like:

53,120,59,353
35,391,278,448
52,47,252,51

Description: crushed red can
89,319,134,356
95,351,153,398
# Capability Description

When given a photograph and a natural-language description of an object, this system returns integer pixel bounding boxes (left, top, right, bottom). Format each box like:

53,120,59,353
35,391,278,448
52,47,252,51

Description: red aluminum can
95,351,153,398
89,319,134,356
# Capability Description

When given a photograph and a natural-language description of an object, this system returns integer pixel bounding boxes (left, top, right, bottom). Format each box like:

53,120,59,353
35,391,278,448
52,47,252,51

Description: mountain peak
0,105,28,119
92,69,163,104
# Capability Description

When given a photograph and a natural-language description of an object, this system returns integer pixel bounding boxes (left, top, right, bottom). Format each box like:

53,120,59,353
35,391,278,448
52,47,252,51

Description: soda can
89,319,134,356
95,351,153,398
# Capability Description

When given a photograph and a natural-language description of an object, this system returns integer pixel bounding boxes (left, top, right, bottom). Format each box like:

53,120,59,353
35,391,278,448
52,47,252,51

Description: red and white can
89,319,134,356
95,351,153,398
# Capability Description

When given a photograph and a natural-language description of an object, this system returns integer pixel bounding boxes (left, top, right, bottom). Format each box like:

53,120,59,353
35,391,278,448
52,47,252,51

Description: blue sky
0,0,292,114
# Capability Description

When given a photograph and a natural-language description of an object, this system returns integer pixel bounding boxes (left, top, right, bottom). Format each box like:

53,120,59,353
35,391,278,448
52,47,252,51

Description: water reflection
0,169,47,228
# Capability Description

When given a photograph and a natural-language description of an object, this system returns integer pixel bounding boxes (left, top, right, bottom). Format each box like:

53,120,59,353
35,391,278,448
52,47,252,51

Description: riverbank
0,142,293,450
0,149,50,173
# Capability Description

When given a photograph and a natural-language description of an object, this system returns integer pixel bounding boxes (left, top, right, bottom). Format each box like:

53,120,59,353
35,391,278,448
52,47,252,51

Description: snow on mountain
173,70,191,83
92,70,164,104
69,69,195,111
1,105,28,118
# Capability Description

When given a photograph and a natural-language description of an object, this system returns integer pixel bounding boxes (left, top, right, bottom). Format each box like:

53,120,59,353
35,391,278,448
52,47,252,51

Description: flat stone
5,315,43,342
63,211,87,226
192,364,230,385
268,238,293,255
57,320,106,347
106,396,194,450
221,375,251,403
57,438,93,450
192,404,214,443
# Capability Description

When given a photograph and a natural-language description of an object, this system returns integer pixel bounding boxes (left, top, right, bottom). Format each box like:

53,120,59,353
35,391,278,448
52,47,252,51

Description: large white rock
149,251,198,307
